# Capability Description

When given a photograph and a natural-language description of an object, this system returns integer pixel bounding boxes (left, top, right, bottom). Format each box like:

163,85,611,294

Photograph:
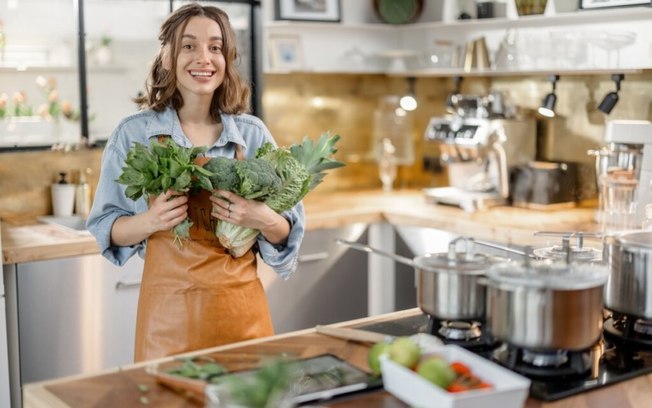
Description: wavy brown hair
134,3,251,119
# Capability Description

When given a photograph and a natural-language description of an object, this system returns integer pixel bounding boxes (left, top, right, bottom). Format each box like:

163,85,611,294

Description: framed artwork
268,35,303,70
276,0,342,22
579,0,650,9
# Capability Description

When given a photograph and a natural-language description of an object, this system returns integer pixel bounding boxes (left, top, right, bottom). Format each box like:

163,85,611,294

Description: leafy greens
204,131,345,257
116,138,214,248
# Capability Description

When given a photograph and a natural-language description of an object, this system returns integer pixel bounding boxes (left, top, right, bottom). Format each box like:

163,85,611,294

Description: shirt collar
144,107,247,150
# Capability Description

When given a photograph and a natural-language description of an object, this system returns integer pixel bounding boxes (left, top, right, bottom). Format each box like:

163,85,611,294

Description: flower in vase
0,93,7,119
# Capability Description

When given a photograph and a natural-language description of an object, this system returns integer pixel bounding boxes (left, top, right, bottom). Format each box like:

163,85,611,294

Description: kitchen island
3,189,602,407
22,307,651,408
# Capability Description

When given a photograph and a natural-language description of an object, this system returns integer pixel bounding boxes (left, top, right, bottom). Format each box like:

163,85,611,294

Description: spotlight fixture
598,73,624,115
399,77,417,112
538,74,559,118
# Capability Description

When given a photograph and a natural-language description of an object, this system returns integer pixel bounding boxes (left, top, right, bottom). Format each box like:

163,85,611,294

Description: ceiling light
399,77,418,112
598,73,624,115
538,74,559,118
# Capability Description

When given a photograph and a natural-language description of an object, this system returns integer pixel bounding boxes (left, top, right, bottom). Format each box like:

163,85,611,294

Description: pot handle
336,239,416,267
474,240,533,259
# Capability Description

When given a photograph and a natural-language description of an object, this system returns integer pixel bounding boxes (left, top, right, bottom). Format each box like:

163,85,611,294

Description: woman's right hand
146,190,189,234
111,190,188,247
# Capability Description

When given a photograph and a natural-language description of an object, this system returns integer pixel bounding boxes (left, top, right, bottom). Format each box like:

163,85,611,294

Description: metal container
486,260,607,350
338,237,498,320
604,231,652,318
413,239,491,320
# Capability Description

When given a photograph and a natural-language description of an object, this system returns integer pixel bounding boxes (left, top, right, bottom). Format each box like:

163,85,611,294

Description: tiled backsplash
1,72,650,220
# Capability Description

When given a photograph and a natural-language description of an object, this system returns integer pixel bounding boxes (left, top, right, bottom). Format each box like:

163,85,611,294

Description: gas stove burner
634,319,652,336
604,314,652,349
492,343,595,379
438,320,482,341
426,315,497,351
521,349,568,367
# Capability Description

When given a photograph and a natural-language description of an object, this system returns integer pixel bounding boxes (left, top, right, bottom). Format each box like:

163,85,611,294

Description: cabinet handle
115,280,141,290
298,252,329,263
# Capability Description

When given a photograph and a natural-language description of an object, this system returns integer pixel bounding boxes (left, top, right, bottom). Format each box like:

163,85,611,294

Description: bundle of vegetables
116,138,214,248
204,131,344,257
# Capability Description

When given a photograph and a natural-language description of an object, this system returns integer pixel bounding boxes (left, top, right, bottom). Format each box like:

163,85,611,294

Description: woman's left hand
209,190,290,245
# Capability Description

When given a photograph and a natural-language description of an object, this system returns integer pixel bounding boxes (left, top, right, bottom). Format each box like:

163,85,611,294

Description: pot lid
533,245,602,262
616,231,652,250
487,260,608,290
414,252,494,275
413,236,499,275
532,231,603,263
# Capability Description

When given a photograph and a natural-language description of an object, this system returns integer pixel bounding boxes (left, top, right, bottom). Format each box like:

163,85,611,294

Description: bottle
378,138,397,192
75,168,92,218
642,204,652,230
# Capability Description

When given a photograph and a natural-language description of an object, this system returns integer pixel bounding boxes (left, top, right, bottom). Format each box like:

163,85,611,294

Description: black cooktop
357,313,652,401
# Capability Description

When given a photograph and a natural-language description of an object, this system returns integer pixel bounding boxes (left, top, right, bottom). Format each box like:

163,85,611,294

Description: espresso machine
423,114,536,212
601,120,652,227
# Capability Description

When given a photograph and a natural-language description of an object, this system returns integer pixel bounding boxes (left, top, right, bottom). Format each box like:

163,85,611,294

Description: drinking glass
601,174,639,234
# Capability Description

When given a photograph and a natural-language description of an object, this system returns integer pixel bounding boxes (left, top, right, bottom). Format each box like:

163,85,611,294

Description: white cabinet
10,254,142,386
0,225,10,408
262,1,652,75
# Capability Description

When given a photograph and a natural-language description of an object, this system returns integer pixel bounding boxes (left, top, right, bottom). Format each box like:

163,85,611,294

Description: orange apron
134,155,274,362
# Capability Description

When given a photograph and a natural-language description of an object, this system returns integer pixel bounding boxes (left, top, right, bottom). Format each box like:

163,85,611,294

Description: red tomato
450,361,471,376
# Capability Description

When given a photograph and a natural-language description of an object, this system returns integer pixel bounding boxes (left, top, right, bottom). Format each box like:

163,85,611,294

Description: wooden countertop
22,308,652,408
2,189,598,264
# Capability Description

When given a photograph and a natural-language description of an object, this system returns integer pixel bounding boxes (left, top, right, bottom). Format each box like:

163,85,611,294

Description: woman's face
175,16,226,101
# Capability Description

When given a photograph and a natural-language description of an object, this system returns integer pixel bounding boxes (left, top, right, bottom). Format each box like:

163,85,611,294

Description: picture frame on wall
268,35,303,70
579,0,650,9
275,0,341,22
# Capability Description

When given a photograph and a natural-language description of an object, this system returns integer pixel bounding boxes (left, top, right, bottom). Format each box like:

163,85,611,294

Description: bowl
380,344,530,408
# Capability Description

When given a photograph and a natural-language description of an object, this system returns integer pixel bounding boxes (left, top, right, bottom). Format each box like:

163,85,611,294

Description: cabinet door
259,224,369,334
16,254,143,383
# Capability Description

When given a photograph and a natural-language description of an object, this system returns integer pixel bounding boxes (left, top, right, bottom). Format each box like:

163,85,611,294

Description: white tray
380,344,530,408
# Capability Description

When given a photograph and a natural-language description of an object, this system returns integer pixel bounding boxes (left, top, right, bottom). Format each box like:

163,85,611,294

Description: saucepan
603,230,652,318
486,259,608,350
337,237,500,321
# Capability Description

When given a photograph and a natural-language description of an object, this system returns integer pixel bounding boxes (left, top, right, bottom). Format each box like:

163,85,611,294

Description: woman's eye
182,43,193,50
211,46,222,53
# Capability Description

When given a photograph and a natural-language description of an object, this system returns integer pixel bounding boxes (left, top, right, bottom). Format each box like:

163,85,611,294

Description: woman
87,4,304,362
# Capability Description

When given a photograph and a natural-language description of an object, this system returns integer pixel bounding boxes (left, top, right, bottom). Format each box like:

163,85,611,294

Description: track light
598,73,624,115
538,75,559,118
399,77,417,111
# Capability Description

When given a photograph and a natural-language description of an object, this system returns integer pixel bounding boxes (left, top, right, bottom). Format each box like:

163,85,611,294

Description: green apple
367,341,391,376
388,336,421,369
417,356,457,389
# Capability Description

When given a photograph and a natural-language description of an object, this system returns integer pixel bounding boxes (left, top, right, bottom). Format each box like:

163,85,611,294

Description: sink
37,215,91,235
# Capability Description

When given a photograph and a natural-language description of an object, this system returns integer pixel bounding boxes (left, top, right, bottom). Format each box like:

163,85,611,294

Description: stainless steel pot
338,237,497,320
486,260,607,351
604,231,652,318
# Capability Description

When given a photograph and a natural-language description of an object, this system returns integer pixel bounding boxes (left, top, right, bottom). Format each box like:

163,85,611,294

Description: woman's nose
196,47,211,63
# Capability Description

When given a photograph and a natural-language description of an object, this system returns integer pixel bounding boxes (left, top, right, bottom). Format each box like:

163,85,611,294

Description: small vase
94,45,112,66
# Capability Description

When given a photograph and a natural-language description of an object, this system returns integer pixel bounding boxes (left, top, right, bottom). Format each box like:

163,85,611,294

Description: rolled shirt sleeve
256,201,305,279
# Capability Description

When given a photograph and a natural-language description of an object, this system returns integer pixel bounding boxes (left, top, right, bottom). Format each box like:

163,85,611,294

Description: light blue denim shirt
86,107,304,279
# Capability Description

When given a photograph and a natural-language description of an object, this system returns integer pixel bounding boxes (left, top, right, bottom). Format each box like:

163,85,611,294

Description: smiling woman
86,2,306,363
